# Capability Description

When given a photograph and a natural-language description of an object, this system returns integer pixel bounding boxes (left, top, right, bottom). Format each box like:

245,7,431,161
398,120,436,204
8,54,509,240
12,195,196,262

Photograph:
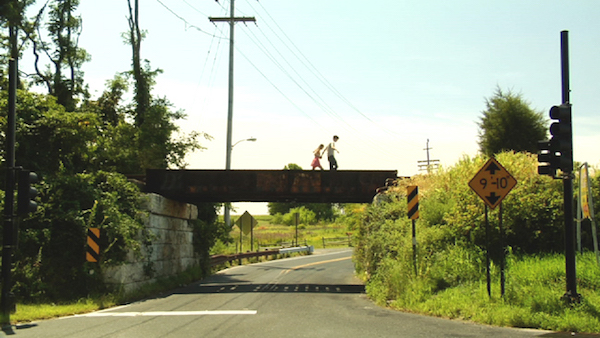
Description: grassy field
365,251,600,334
215,215,353,254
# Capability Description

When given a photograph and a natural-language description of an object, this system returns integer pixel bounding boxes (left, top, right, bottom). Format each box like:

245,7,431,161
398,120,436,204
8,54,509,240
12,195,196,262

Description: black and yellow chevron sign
407,186,419,220
86,228,100,262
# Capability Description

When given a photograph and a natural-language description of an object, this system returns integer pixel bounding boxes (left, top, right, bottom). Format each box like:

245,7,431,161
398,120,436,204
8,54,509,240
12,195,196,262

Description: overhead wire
184,1,228,90
240,1,398,156
239,27,350,127
155,0,405,160
235,48,330,135
155,0,227,39
251,0,406,139
155,0,228,124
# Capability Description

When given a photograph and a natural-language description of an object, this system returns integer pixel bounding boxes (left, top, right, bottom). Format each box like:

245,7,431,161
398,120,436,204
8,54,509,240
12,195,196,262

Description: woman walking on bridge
311,144,325,170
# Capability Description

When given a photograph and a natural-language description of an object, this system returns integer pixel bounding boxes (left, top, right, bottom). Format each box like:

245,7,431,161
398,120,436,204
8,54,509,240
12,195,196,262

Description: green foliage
192,203,231,274
13,171,145,301
0,2,218,306
333,203,366,232
25,0,91,111
0,0,34,27
282,207,317,226
355,151,600,333
399,253,600,333
477,87,547,157
361,151,566,268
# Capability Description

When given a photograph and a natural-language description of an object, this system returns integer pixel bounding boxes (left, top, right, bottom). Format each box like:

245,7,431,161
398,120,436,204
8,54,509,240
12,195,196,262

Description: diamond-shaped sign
468,158,517,209
236,211,258,235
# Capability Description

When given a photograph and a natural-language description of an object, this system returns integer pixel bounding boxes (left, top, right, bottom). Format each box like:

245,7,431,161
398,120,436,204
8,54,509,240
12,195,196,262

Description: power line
251,0,403,138
155,0,405,158
155,0,227,39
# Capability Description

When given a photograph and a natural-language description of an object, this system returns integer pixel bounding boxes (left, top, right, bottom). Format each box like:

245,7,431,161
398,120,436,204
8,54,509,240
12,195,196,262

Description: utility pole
1,20,18,326
209,0,255,227
417,139,439,173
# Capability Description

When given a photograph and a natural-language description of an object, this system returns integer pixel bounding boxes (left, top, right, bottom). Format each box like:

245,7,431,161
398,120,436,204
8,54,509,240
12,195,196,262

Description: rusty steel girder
145,169,398,204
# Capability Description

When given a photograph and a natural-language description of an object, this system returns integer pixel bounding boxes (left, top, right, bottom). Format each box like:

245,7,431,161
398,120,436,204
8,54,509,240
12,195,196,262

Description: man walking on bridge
325,135,339,171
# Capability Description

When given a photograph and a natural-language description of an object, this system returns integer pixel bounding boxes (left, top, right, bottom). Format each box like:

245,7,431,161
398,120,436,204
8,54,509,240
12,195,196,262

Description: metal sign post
577,163,599,266
484,205,491,297
236,211,257,252
469,158,517,298
407,186,419,275
295,213,299,247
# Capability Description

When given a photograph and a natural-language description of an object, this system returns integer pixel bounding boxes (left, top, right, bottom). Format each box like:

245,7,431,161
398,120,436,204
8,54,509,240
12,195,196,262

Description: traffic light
549,104,573,173
537,140,557,177
538,104,573,177
17,170,38,216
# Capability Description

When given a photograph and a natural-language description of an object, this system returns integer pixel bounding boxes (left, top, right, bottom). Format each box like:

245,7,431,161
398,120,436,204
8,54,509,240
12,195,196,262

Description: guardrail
259,240,307,250
209,246,314,267
280,246,314,254
210,249,280,267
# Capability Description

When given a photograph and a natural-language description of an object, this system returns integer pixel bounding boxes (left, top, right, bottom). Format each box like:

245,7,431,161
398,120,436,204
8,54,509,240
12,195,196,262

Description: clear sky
23,1,600,214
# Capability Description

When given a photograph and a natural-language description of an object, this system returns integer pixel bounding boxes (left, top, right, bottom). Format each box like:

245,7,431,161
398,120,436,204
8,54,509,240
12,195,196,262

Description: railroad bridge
144,169,398,204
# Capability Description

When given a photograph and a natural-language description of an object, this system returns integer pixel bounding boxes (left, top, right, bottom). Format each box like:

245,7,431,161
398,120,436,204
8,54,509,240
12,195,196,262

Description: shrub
355,151,569,306
281,207,317,226
13,170,146,301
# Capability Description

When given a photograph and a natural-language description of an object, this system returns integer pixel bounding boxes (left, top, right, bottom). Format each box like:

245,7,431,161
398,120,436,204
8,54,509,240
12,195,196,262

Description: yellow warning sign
468,158,517,209
236,211,258,235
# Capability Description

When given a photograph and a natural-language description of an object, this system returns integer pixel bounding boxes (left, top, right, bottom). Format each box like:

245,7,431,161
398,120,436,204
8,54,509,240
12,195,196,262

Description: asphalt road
0,249,582,337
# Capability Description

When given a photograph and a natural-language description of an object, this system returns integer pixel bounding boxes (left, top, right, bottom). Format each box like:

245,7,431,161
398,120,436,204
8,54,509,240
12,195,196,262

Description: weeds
356,152,600,333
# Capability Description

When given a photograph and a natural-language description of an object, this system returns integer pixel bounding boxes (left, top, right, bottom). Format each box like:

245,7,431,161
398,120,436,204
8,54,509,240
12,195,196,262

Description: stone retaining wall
103,193,199,293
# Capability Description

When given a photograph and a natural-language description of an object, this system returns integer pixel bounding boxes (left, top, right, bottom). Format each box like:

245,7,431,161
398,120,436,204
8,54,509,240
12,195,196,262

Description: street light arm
232,137,257,149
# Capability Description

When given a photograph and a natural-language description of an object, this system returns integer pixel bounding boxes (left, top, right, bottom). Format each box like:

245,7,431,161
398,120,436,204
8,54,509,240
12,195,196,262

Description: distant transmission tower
417,139,440,173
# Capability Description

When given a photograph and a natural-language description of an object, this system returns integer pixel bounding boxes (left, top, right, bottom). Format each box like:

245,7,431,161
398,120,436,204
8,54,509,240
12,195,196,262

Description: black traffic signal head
537,140,558,177
17,170,38,216
548,104,573,173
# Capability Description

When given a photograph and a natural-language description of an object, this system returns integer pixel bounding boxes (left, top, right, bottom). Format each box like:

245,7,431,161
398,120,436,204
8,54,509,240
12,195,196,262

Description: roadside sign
407,186,419,220
468,158,517,209
236,211,257,235
86,228,100,262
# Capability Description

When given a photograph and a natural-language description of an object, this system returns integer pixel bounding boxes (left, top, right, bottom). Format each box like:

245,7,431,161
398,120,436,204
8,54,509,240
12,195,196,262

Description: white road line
75,310,257,317
215,249,353,273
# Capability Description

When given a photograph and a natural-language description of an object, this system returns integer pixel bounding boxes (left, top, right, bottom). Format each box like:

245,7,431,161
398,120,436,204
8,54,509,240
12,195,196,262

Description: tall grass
221,215,352,253
366,252,600,333
357,152,600,333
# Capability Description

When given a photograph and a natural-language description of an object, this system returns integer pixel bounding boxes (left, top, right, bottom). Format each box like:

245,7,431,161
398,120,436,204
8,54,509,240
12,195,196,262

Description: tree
0,1,217,302
477,87,547,157
25,0,90,111
126,0,149,128
122,0,206,172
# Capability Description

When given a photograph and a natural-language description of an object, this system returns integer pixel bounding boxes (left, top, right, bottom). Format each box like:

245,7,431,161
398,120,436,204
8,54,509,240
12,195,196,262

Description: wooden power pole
209,0,255,227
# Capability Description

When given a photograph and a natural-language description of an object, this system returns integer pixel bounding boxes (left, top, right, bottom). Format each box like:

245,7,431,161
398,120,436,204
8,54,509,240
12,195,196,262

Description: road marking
283,256,352,274
75,310,257,317
216,249,353,273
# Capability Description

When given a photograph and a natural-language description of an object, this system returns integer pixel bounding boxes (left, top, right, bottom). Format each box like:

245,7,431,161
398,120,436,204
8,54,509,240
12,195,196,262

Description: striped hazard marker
407,186,419,220
86,228,100,262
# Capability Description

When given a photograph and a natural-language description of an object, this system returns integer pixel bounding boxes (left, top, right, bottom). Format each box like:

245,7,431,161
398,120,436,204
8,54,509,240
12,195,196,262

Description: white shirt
326,141,337,157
